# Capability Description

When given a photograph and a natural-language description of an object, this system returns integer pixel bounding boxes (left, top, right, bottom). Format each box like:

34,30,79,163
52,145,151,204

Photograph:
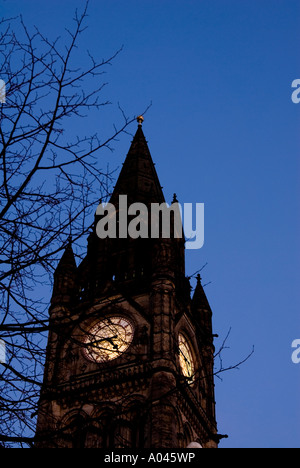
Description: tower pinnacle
137,115,144,126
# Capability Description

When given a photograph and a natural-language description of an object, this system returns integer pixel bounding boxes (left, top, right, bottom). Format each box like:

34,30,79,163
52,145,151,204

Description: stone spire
110,117,165,207
51,239,77,307
192,274,213,336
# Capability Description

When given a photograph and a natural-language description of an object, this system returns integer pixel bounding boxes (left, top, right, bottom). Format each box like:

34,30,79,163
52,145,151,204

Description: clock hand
89,335,118,348
180,349,190,364
180,350,193,375
106,336,119,350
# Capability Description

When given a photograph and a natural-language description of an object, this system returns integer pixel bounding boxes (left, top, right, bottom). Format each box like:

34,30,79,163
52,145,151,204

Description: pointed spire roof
192,274,211,312
110,117,165,206
55,238,77,274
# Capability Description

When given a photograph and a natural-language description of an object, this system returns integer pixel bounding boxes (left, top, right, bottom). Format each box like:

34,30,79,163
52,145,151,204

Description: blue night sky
2,0,299,448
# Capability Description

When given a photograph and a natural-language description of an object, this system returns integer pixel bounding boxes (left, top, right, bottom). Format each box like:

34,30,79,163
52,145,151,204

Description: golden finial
137,115,144,126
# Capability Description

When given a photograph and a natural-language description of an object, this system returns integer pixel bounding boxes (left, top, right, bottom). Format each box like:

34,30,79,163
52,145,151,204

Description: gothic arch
183,421,193,447
111,419,136,448
116,395,147,449
172,406,185,448
88,404,117,448
60,409,88,448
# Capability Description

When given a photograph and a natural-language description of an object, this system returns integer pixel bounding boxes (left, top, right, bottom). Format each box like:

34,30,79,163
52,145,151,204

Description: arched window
72,415,87,449
113,421,135,448
62,412,87,448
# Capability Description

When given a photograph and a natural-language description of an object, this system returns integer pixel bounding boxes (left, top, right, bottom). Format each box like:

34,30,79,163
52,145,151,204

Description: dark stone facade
35,122,219,448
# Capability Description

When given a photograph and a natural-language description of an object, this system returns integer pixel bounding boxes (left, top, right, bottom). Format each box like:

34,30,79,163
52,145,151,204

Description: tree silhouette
0,1,137,447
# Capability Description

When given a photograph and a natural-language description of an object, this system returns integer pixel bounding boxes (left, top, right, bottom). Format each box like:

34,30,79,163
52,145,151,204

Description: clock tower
35,118,220,448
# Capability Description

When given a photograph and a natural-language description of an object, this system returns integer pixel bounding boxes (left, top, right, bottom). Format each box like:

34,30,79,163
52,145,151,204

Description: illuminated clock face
83,317,134,363
178,333,195,383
